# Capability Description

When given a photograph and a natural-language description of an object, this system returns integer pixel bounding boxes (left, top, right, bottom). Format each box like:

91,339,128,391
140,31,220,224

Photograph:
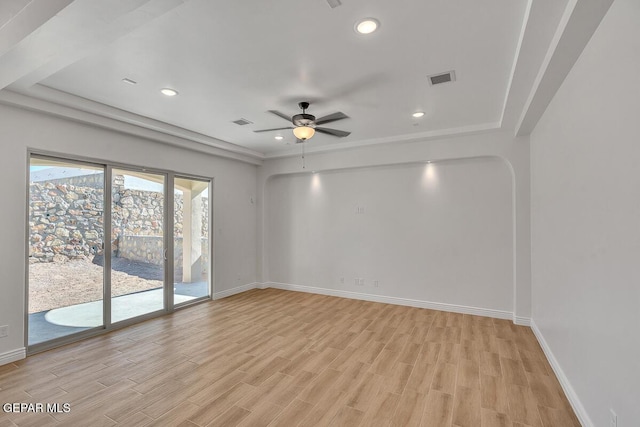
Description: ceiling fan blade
253,127,294,133
315,127,351,138
315,112,348,125
268,110,293,122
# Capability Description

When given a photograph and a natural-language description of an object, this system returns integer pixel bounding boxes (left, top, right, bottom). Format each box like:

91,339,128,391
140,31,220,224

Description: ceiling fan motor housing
292,113,316,127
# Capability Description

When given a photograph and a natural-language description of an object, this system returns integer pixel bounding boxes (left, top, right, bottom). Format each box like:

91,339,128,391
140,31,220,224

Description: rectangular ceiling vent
325,0,342,8
428,70,456,86
232,118,253,126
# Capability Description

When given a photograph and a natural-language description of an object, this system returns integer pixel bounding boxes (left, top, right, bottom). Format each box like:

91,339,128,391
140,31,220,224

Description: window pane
28,157,104,345
174,177,210,303
111,169,165,322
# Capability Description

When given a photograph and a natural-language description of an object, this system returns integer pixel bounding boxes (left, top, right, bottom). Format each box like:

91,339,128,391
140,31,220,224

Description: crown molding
264,122,502,159
3,84,506,163
0,87,264,165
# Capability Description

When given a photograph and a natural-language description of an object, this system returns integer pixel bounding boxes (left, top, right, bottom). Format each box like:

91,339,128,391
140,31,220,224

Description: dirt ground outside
28,258,162,314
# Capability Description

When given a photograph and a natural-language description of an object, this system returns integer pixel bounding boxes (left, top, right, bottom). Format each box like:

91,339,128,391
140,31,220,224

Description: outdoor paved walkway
29,282,208,345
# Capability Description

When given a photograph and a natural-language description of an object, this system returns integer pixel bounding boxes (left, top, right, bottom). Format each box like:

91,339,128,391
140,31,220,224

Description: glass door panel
173,177,210,303
111,169,165,322
28,156,105,345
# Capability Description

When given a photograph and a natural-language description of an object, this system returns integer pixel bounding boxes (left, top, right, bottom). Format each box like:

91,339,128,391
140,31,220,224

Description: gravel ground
28,259,162,314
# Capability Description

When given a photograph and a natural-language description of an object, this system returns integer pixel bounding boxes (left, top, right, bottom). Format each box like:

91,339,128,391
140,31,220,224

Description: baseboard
213,282,260,300
0,347,26,366
513,316,531,326
265,282,513,320
530,320,592,427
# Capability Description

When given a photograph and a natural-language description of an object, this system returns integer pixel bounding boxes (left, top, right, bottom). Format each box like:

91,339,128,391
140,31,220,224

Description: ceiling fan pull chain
302,142,305,169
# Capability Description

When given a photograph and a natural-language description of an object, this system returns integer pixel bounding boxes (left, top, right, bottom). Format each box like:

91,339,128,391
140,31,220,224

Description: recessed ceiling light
275,135,284,140
355,18,379,35
412,111,425,118
160,88,178,97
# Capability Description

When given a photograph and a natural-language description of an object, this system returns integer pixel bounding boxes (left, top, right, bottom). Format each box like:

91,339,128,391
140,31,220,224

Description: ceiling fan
253,102,350,142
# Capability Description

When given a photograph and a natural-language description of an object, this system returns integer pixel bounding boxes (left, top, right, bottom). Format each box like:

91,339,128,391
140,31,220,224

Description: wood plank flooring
0,289,581,426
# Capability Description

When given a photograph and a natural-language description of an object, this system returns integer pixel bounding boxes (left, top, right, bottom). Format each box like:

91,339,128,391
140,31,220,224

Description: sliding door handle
164,248,168,261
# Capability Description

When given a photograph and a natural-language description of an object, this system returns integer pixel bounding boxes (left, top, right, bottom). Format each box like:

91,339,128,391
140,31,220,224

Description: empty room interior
0,0,637,426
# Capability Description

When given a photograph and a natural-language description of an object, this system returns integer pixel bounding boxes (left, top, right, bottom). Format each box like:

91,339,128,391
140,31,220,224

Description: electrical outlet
0,325,8,338
373,280,379,287
610,409,617,427
358,278,365,286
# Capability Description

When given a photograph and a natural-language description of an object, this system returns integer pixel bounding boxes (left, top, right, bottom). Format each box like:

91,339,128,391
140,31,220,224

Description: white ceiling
0,0,595,160
0,0,29,29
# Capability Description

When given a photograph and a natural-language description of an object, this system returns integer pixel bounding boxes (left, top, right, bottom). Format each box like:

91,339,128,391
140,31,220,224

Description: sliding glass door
28,155,212,351
173,177,211,304
110,168,166,323
28,156,105,345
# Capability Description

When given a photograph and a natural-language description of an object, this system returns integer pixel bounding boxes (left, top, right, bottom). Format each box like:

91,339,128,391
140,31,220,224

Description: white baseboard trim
0,347,26,366
213,282,260,300
265,282,512,320
513,316,531,326
530,320,592,427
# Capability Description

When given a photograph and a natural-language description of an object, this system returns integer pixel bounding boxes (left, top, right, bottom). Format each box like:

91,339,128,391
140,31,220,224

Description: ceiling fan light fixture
293,126,315,141
355,18,380,35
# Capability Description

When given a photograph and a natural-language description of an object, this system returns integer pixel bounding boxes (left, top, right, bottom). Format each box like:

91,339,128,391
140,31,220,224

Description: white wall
259,130,531,320
530,0,640,425
266,158,513,312
0,103,258,358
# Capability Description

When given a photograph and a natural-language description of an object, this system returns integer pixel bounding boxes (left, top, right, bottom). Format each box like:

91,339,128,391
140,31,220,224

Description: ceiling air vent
232,118,253,126
325,0,342,8
428,70,456,86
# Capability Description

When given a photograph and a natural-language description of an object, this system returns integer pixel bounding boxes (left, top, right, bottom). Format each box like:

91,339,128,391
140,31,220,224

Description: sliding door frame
166,171,174,314
107,164,169,325
25,149,213,355
104,165,113,329
26,153,109,355
172,173,214,308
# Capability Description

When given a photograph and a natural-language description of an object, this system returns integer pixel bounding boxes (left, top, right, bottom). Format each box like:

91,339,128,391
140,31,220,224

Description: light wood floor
0,289,580,427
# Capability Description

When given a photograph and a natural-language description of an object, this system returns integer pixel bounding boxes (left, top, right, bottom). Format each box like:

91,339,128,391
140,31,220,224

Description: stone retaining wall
40,173,105,189
118,235,209,273
29,182,105,262
29,176,208,263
